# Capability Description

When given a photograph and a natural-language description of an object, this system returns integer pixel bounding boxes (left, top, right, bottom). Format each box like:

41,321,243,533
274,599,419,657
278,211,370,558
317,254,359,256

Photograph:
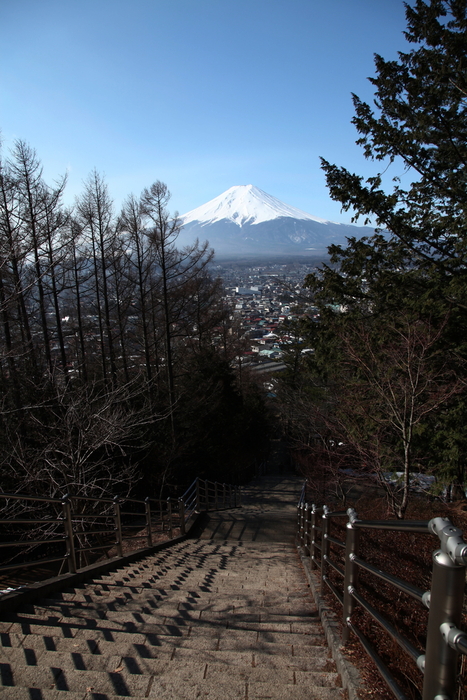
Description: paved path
200,475,300,544
0,475,344,699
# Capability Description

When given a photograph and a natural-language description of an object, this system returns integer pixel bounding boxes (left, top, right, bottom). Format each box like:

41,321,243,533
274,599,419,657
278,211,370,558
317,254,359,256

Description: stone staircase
0,476,345,699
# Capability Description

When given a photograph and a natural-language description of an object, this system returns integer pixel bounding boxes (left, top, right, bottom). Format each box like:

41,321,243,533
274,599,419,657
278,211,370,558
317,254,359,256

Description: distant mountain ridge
178,185,376,257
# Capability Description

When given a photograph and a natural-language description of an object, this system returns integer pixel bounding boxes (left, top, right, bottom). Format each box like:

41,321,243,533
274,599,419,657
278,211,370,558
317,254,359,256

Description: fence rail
0,478,240,583
297,484,467,700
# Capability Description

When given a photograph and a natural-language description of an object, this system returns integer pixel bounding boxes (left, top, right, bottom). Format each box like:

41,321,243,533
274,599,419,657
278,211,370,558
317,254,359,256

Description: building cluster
213,260,320,367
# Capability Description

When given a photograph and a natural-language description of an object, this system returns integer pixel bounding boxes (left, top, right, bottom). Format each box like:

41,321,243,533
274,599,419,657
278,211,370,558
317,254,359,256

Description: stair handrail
0,477,241,585
297,486,467,700
179,477,240,532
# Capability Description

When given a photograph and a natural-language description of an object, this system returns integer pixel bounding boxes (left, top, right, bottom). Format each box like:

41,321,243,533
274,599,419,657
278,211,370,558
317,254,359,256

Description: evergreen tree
322,0,467,291
279,0,467,513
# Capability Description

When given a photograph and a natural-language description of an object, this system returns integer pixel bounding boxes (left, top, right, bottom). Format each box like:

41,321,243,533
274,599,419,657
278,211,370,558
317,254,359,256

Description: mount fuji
177,185,376,257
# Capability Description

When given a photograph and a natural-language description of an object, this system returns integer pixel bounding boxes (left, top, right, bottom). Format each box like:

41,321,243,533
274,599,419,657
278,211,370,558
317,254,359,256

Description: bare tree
66,218,90,382
0,145,38,382
140,181,213,420
119,194,155,383
1,377,160,488
337,314,464,516
76,171,118,384
281,312,465,518
42,191,71,380
9,141,65,378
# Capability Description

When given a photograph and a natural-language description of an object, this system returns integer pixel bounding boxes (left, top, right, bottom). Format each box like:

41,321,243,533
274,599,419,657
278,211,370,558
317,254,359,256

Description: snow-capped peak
181,185,330,227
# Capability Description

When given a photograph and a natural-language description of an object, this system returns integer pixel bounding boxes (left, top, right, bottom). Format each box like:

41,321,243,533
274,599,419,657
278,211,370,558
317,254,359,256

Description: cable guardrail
297,483,467,700
0,478,240,584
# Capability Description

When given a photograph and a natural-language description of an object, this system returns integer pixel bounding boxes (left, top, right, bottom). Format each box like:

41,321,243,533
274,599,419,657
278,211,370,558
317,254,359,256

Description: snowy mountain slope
178,185,376,257
181,184,328,227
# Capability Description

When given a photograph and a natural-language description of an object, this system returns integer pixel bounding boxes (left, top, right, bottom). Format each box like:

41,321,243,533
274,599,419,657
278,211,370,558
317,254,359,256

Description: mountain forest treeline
277,0,467,517
0,142,269,503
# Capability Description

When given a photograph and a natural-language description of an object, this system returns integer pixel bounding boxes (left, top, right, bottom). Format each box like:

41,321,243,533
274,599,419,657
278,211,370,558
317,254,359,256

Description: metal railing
0,478,240,583
297,485,467,700
179,478,240,533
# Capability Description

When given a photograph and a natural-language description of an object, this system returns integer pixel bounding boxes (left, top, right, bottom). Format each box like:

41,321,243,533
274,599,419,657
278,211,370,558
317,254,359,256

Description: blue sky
1,0,409,222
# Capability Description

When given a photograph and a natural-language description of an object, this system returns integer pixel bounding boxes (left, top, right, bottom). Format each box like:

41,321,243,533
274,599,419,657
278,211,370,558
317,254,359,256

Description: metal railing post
166,497,173,539
223,483,227,508
311,504,318,569
422,518,467,700
320,505,329,594
229,484,233,508
300,503,306,547
178,497,186,535
205,481,209,511
304,504,310,556
113,496,123,557
297,502,303,545
196,478,201,511
215,482,219,510
145,498,152,547
62,495,77,574
342,508,360,645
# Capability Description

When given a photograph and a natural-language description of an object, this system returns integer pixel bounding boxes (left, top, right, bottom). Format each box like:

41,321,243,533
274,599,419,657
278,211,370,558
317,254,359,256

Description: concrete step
0,690,87,700
0,643,252,666
0,685,342,700
45,634,328,658
30,597,318,619
1,647,122,672
0,477,346,699
0,662,152,695
2,659,341,697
